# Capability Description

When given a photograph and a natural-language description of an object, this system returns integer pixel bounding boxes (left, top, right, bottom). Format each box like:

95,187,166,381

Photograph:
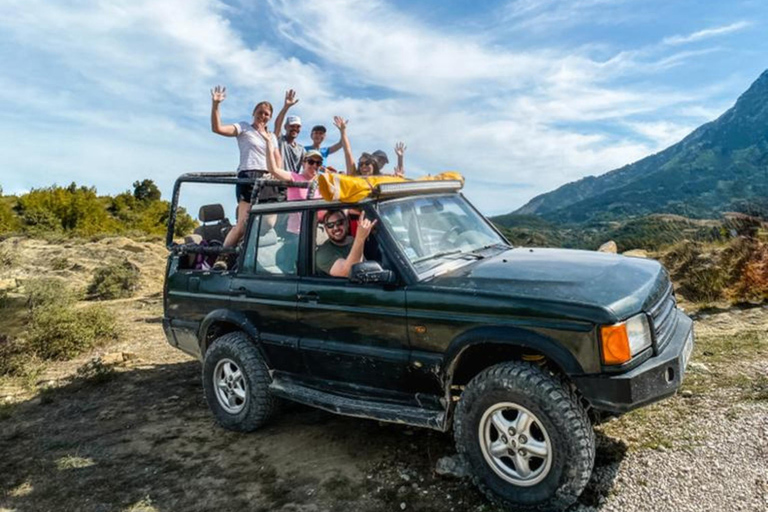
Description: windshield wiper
470,242,509,255
413,249,483,264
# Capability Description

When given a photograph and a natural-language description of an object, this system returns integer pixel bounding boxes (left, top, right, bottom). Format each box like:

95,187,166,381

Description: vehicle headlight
625,313,653,355
600,313,652,365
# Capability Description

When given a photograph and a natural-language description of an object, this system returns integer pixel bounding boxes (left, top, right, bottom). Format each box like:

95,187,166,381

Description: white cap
286,115,302,126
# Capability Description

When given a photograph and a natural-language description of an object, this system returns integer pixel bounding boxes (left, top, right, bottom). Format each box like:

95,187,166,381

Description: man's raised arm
329,212,377,277
273,89,299,135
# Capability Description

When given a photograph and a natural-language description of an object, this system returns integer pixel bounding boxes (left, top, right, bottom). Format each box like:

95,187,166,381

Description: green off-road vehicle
162,173,694,511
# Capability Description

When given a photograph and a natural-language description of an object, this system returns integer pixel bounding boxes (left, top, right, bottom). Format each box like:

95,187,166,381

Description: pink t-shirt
287,172,319,233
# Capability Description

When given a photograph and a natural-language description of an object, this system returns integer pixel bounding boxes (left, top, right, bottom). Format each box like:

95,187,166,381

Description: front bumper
573,310,694,415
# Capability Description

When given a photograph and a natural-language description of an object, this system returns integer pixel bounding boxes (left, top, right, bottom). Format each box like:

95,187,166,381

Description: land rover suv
162,173,695,511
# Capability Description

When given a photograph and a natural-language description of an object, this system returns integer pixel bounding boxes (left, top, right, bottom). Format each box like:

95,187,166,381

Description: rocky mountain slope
513,69,768,223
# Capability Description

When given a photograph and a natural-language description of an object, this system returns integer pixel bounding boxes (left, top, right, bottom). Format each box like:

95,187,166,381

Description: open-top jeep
163,173,694,511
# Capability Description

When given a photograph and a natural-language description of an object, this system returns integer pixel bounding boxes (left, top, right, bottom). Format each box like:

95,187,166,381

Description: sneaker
212,259,228,271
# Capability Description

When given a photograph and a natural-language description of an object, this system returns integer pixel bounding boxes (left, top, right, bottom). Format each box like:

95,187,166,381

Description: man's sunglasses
305,159,323,166
324,219,345,229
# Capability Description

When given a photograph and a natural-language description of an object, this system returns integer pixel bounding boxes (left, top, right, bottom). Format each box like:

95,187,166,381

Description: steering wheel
439,225,462,248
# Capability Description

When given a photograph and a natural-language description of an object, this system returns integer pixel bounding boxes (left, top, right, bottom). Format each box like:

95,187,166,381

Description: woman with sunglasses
333,116,379,176
261,132,322,234
334,116,407,177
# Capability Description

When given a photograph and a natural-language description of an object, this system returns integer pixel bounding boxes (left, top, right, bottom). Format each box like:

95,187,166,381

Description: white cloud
0,0,737,215
501,0,634,32
267,0,556,96
624,120,697,148
663,21,751,46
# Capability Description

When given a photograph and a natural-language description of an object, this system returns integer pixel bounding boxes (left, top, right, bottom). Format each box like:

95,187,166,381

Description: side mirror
349,261,396,285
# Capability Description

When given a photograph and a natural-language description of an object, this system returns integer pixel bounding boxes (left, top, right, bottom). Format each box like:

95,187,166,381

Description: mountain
512,69,768,223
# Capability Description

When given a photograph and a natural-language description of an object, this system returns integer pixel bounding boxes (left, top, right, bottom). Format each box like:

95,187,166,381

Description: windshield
378,194,508,274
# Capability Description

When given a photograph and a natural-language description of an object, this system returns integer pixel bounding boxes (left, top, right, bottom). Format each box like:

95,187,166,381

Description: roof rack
166,172,314,250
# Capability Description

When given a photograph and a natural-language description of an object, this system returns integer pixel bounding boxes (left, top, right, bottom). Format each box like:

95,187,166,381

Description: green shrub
75,357,117,384
87,259,140,300
27,303,118,360
24,278,77,310
50,256,71,270
0,334,43,380
0,334,22,375
1,280,119,373
0,197,20,234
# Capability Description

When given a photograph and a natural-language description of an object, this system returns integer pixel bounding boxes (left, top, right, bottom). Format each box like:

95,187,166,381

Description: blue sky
0,0,766,216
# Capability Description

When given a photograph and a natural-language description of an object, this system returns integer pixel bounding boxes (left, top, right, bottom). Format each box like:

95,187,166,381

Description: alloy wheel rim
213,358,247,414
478,402,553,486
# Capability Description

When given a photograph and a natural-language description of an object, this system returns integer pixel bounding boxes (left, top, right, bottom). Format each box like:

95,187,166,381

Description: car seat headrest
199,204,225,223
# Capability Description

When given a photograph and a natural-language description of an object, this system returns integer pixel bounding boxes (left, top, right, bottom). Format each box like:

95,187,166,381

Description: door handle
297,291,319,304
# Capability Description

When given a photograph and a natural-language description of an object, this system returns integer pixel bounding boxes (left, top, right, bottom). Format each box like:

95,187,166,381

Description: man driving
316,209,377,277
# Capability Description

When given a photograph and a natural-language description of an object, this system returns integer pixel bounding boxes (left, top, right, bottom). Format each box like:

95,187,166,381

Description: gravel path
575,400,768,512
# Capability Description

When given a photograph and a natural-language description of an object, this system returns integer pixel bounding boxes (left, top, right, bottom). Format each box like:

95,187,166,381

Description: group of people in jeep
209,86,398,275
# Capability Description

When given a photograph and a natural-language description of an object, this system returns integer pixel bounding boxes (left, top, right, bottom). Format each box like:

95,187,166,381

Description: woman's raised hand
211,85,227,103
257,129,274,145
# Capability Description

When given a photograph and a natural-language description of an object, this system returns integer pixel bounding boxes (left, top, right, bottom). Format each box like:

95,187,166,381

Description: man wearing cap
273,89,306,174
305,124,343,163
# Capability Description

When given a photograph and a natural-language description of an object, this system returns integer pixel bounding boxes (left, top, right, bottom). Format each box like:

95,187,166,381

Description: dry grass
662,237,768,305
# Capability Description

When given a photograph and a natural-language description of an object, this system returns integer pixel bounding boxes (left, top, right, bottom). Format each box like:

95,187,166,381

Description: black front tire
202,331,277,432
454,361,595,511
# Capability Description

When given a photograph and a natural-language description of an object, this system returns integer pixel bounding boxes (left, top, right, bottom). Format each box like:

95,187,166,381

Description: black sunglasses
359,159,373,166
324,219,345,229
305,159,322,166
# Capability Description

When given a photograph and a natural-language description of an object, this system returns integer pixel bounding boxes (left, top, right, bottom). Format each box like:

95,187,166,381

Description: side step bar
269,377,448,432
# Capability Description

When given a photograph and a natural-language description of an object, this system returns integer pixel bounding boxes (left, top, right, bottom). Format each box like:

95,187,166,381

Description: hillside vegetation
0,179,195,238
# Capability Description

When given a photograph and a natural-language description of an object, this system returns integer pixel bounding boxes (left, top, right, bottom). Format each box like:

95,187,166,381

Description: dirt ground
1,237,766,511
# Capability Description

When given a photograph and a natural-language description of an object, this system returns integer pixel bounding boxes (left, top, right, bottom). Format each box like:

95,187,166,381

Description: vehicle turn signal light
600,324,631,365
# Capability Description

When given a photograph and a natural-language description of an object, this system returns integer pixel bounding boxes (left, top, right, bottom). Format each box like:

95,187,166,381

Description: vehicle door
229,212,305,375
296,207,411,392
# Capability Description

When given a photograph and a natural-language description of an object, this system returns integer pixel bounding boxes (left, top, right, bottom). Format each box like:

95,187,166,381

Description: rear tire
202,331,277,432
454,361,594,511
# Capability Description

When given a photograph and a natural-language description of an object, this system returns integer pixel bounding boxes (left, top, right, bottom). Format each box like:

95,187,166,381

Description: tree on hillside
133,179,161,202
16,184,118,235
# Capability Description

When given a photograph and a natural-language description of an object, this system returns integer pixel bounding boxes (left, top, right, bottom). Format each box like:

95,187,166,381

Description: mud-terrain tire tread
453,361,595,511
202,331,277,432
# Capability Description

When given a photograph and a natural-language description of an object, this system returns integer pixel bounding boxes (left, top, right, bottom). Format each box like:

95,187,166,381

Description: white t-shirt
234,122,278,171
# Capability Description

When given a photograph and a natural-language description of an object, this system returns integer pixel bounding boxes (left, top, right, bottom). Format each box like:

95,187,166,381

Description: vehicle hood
426,247,667,323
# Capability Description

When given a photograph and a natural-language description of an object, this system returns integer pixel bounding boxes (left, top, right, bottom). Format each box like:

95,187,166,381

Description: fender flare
198,309,270,366
444,325,584,380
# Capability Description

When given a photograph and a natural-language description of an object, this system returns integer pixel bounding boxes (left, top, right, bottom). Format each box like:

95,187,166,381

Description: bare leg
222,201,251,248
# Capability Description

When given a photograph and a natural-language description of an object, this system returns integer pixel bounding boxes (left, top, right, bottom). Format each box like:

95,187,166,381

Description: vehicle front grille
648,282,678,354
